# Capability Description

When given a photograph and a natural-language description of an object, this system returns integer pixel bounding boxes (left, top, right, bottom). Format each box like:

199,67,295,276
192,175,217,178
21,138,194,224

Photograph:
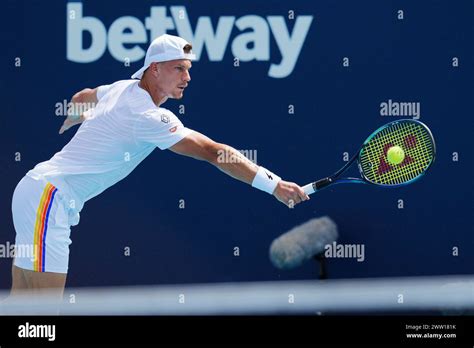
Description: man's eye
176,67,183,71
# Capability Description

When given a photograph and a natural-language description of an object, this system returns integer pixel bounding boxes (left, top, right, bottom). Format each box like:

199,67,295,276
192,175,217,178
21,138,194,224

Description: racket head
357,119,436,187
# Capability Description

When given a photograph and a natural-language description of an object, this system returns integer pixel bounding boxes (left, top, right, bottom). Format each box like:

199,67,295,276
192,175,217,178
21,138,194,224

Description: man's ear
150,62,161,77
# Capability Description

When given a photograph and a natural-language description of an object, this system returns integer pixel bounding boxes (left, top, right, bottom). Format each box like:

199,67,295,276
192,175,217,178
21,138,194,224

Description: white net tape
1,275,473,315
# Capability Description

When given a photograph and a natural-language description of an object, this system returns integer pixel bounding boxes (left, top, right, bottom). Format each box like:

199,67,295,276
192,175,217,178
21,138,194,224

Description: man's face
153,59,192,99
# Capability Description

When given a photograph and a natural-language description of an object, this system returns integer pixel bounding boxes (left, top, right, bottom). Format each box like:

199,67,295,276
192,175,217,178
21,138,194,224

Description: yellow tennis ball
387,146,405,165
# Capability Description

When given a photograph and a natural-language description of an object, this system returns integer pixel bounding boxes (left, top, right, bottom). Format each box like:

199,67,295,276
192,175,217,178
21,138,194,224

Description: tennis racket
302,119,436,195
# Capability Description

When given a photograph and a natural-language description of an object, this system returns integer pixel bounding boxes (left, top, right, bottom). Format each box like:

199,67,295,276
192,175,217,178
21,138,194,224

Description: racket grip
302,183,316,195
302,177,333,195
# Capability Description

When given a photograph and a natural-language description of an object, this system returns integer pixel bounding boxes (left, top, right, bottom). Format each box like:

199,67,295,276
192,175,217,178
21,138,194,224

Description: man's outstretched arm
169,130,310,207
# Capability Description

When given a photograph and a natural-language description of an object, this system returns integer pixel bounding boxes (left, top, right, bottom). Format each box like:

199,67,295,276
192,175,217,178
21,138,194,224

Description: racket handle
302,183,316,195
302,177,333,195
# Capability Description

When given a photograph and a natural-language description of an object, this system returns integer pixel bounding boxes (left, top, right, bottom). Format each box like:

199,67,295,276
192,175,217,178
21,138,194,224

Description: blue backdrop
0,0,472,288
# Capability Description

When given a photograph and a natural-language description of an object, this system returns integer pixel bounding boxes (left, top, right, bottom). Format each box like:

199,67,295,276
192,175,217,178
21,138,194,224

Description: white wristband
251,166,281,194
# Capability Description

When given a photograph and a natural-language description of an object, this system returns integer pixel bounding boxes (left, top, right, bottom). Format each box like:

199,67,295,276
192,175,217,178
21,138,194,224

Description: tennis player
10,34,309,298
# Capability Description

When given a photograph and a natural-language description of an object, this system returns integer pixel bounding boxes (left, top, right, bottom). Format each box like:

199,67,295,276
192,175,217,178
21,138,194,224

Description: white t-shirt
28,79,192,213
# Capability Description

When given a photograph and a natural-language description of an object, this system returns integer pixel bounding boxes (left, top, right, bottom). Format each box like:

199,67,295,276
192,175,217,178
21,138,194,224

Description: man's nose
183,70,191,82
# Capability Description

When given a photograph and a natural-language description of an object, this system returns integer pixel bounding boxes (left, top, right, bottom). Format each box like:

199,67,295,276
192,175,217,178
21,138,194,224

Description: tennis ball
387,146,405,165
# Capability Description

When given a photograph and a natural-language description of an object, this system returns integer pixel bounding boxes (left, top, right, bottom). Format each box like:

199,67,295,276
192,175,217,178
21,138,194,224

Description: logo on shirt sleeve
169,126,178,133
161,114,170,123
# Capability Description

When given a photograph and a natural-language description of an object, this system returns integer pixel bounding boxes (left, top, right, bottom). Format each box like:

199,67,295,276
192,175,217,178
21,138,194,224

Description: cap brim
131,65,149,80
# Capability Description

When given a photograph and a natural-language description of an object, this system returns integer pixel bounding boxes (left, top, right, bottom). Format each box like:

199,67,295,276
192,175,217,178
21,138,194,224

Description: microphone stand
314,254,328,280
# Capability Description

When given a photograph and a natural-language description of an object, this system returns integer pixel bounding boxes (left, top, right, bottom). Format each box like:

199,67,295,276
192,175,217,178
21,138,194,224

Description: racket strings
359,121,435,185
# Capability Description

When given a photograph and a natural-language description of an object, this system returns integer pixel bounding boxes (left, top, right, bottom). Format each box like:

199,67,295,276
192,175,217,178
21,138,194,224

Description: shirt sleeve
134,108,192,150
96,84,112,100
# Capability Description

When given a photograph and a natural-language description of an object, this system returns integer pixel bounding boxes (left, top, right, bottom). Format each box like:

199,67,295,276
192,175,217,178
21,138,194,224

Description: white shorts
12,175,79,273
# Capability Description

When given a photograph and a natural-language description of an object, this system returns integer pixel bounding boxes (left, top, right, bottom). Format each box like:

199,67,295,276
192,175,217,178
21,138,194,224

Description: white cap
131,34,196,79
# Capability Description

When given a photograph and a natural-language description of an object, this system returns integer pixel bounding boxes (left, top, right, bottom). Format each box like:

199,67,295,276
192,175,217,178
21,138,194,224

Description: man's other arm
59,87,102,134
